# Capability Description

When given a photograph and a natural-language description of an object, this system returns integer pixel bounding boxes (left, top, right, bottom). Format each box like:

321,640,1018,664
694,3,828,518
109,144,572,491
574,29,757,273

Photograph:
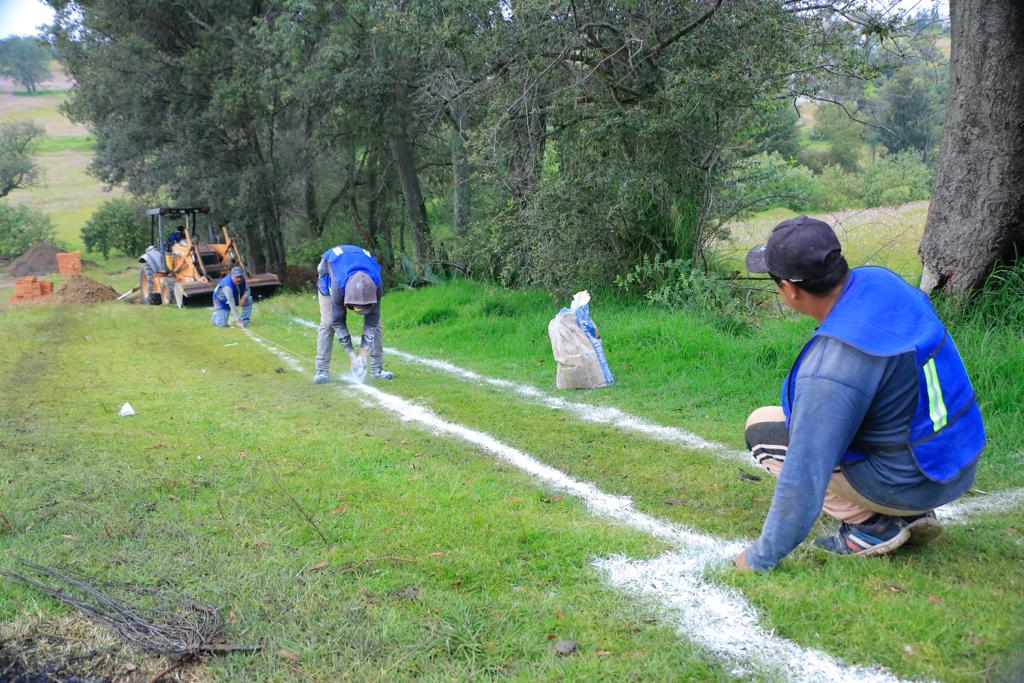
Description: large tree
920,0,1024,293
0,37,51,93
0,121,43,198
49,0,292,273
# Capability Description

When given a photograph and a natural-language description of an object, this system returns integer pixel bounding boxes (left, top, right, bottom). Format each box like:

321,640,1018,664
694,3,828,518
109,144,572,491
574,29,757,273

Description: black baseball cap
745,216,842,281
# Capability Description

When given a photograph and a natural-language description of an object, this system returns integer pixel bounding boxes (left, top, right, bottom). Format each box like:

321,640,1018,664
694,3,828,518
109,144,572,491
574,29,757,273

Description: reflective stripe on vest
922,357,948,431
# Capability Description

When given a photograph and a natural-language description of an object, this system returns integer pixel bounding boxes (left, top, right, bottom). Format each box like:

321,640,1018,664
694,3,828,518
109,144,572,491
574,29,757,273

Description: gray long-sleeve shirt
214,280,251,324
743,336,975,572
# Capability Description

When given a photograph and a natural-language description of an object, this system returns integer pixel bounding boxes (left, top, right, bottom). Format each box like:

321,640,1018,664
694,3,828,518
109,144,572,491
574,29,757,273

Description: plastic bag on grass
548,291,614,390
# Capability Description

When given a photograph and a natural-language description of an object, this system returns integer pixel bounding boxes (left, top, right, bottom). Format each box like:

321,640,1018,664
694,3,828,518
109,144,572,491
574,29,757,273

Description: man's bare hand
734,551,755,573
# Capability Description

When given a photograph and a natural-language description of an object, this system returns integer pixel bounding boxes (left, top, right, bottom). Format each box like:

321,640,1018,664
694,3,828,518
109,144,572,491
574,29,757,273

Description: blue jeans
212,299,252,327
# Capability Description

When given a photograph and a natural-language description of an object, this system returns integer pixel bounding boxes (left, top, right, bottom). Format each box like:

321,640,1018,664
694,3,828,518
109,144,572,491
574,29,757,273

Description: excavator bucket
174,272,281,307
245,272,283,296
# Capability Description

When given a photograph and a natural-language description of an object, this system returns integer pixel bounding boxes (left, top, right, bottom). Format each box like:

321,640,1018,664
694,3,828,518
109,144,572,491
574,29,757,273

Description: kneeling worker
737,216,985,572
211,266,252,328
313,244,394,384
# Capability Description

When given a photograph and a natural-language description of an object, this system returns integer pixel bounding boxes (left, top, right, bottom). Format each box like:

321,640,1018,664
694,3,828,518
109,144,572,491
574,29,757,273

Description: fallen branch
146,659,183,683
283,491,330,546
0,559,261,659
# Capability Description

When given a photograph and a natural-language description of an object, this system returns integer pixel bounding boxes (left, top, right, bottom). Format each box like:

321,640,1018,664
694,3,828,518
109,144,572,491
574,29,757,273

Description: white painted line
596,553,913,683
289,316,1024,523
290,316,747,460
936,487,1024,522
246,329,913,683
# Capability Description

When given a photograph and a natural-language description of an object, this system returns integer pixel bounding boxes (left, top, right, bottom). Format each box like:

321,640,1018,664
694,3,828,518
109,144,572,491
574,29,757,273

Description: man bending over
313,244,394,384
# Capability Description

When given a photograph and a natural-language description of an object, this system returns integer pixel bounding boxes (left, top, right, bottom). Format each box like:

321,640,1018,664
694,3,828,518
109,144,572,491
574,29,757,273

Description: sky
0,0,949,40
0,0,53,38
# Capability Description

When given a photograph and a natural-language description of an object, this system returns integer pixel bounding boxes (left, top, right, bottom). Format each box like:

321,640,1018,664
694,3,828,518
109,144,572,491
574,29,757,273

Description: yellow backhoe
137,207,281,306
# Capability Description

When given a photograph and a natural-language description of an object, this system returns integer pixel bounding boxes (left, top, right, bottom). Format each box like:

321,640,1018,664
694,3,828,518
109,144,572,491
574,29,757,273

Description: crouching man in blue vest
312,245,394,384
736,216,985,573
211,266,252,328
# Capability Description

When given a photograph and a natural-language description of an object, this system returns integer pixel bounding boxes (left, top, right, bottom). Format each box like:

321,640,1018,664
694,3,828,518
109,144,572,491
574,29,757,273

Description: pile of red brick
56,251,82,276
9,276,54,303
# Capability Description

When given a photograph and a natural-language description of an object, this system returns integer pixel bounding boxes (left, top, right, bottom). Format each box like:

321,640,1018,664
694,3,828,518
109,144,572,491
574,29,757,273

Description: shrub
860,151,933,207
723,152,824,213
814,165,861,211
81,198,150,258
0,203,56,257
476,173,624,300
614,254,756,335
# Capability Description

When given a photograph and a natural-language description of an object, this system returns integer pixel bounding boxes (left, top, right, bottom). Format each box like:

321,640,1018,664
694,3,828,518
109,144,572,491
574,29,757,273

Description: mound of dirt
283,264,318,292
11,243,63,277
53,275,118,304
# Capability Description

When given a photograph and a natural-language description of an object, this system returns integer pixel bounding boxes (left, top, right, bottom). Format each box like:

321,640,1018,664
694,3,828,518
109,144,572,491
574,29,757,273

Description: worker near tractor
211,266,252,328
313,244,394,384
166,225,186,250
736,216,985,572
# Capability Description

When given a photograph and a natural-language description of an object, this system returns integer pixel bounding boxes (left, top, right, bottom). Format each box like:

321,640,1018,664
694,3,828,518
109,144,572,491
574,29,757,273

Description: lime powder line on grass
290,316,1023,522
246,329,914,683
290,316,747,460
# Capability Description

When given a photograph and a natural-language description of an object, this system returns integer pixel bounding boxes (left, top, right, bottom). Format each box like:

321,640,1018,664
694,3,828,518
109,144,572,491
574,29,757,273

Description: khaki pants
746,406,927,524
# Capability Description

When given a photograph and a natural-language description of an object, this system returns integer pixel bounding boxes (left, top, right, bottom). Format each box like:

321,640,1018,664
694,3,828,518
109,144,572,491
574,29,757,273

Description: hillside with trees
42,1,1017,296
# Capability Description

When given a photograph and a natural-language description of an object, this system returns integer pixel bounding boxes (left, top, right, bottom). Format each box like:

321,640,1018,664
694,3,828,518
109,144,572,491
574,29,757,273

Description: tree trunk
302,113,321,239
366,148,394,274
919,0,1024,293
451,108,470,239
390,131,433,263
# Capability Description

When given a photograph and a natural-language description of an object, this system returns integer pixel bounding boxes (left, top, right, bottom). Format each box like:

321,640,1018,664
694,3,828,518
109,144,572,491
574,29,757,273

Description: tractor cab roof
145,207,211,216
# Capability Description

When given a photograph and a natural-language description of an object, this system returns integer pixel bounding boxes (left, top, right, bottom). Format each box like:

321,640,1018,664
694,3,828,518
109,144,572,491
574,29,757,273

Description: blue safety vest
317,245,382,298
781,266,985,482
212,275,245,311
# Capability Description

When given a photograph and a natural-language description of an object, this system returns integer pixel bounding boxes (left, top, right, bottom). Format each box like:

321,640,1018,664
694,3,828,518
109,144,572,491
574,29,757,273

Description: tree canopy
0,121,43,198
48,0,927,294
0,37,52,93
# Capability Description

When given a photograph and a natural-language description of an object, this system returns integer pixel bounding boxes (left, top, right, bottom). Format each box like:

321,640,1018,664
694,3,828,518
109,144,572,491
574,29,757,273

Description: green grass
0,92,86,136
29,135,96,154
267,279,1022,682
1,88,116,254
9,89,71,98
0,302,733,681
4,149,121,251
4,276,1019,681
721,202,930,282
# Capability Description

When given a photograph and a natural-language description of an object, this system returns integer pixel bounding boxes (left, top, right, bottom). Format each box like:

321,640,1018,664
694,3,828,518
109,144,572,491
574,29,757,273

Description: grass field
2,52,1022,683
1,82,117,252
2,279,1022,681
721,202,930,282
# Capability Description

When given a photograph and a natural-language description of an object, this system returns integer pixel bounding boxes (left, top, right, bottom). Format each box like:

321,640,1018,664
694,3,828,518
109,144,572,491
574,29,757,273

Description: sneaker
902,510,942,546
813,515,911,557
371,369,395,380
312,372,329,384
